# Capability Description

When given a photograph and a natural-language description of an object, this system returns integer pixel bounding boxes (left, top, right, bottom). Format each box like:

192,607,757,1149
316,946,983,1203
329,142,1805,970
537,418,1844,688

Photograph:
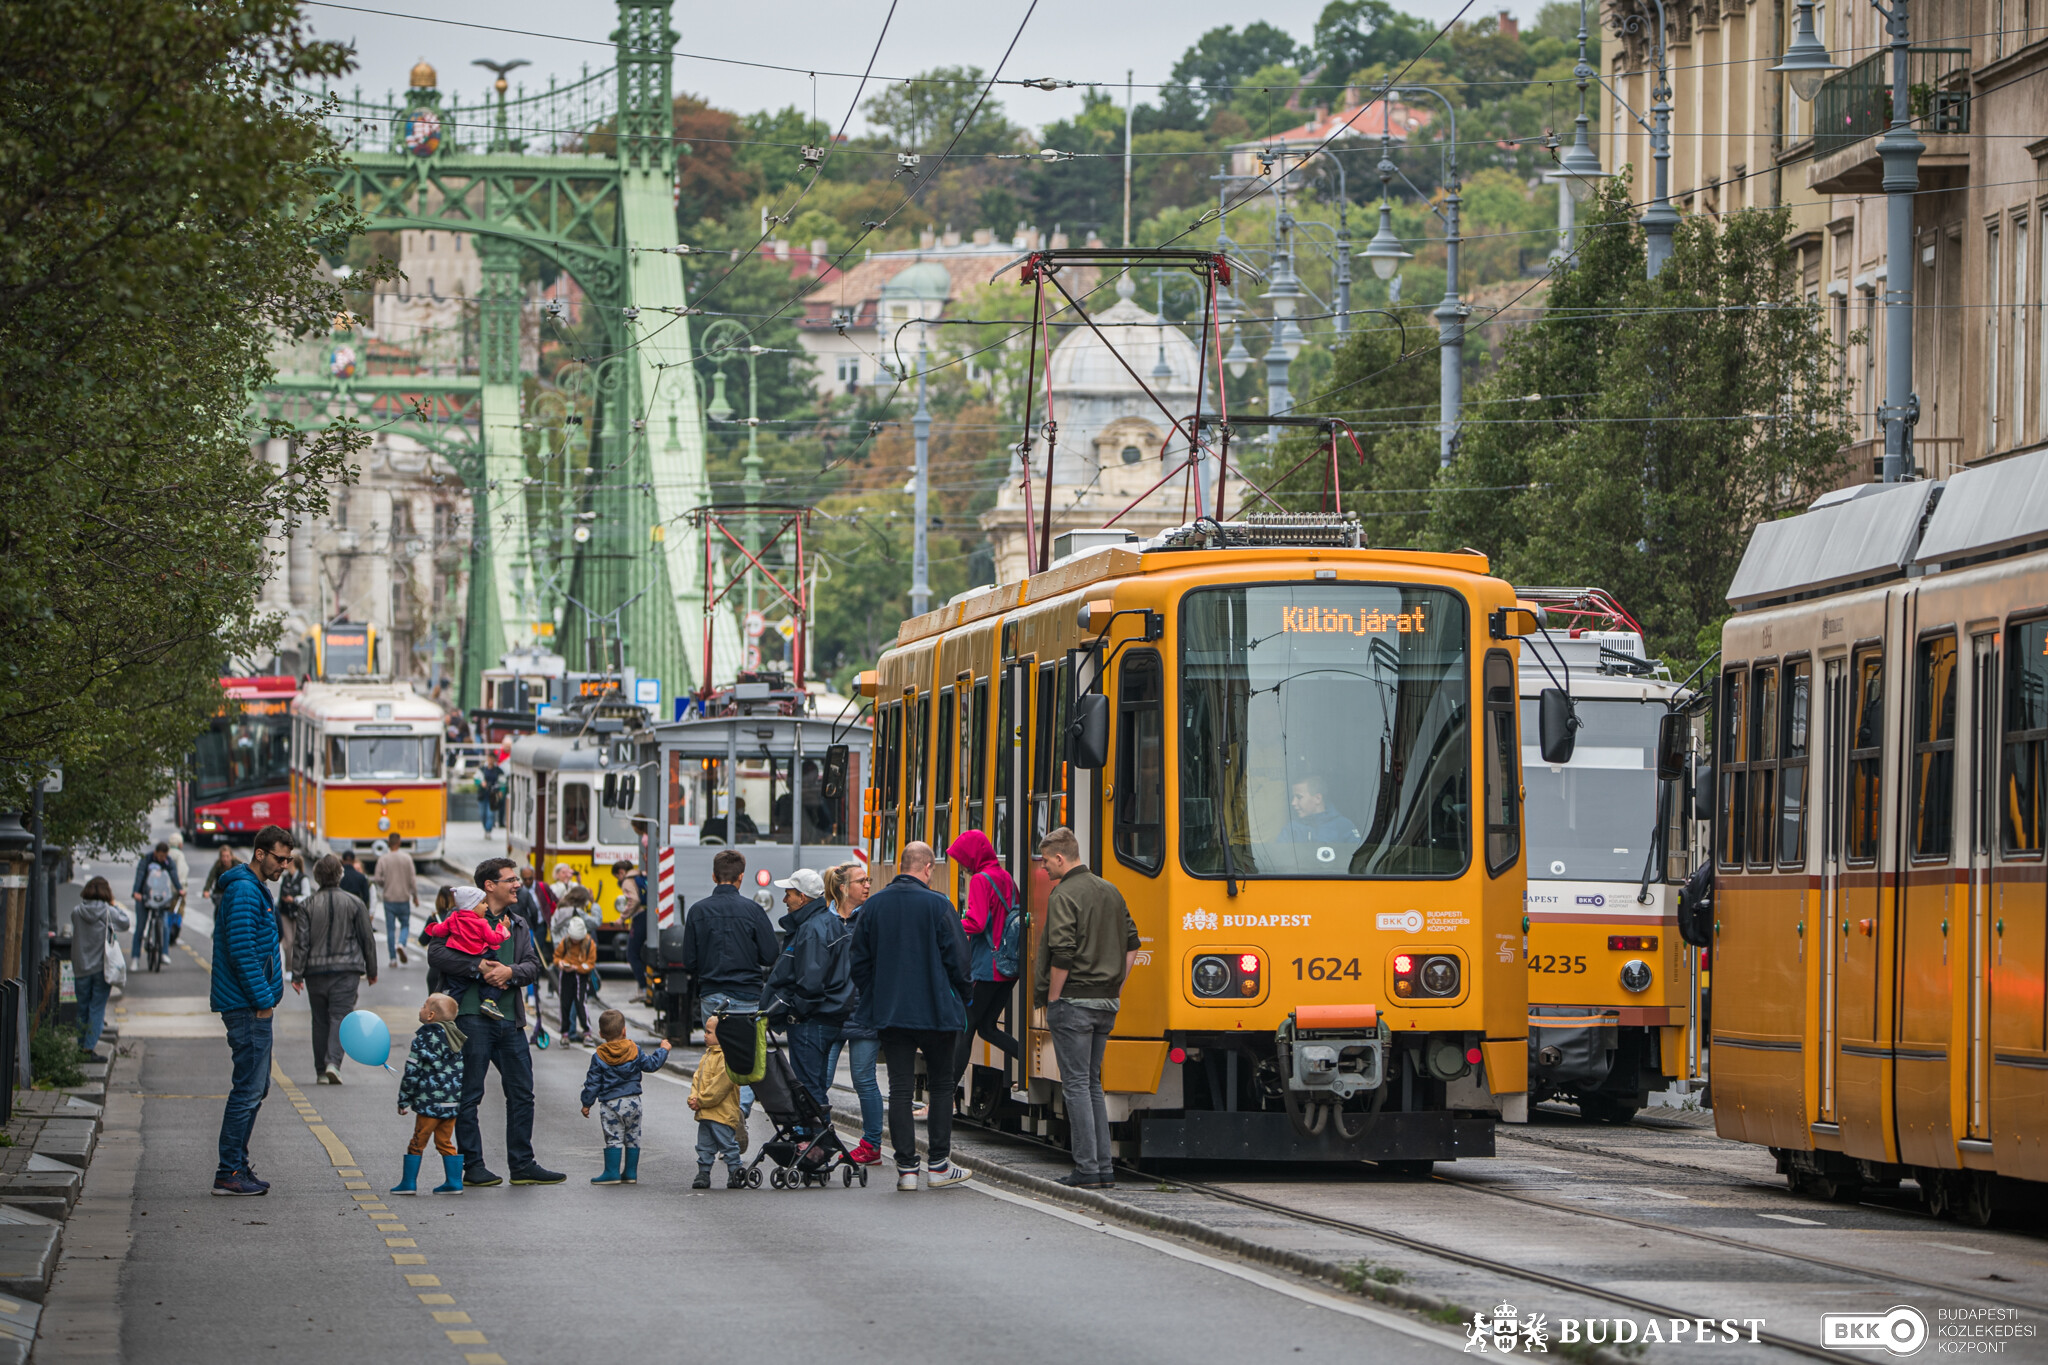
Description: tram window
1778,659,1811,867
1483,651,1520,875
560,781,592,844
966,678,989,835
1912,633,1958,861
2001,617,2048,855
326,735,436,780
879,701,902,862
1717,668,1747,869
1845,648,1884,864
1032,663,1057,843
907,693,928,846
993,667,1018,857
933,688,955,857
1114,651,1165,873
1747,664,1778,867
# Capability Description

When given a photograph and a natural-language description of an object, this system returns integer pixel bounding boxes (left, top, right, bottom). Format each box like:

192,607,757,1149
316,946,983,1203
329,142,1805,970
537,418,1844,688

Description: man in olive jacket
290,854,378,1084
1032,826,1140,1190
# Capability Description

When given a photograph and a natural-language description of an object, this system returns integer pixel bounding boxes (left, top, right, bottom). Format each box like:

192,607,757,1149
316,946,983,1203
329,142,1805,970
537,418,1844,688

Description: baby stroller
716,1014,866,1190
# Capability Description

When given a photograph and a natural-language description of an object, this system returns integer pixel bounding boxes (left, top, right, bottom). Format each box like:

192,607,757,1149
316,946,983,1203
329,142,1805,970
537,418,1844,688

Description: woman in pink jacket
950,829,1022,1089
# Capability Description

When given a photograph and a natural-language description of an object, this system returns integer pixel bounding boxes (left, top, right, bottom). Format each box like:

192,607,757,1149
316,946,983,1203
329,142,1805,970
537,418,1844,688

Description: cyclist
131,842,181,967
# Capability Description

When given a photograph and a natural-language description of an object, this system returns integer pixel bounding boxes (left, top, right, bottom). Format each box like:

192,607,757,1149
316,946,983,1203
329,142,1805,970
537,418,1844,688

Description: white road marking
1757,1213,1824,1225
1636,1188,1690,1200
1921,1241,1994,1256
970,1181,1465,1355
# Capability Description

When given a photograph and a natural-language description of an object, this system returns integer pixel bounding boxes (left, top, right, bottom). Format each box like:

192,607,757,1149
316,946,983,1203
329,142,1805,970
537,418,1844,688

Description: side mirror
618,774,636,810
1538,688,1578,766
603,773,620,808
1692,760,1715,822
1490,605,1543,639
1066,692,1110,770
1655,712,1690,782
821,744,849,801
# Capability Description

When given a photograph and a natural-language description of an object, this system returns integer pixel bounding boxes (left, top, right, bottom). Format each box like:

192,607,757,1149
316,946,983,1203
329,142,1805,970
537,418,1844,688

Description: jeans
217,1007,273,1181
75,971,111,1053
559,971,591,1036
303,972,360,1075
786,1018,839,1118
383,902,411,964
480,802,496,836
880,1027,959,1170
838,1034,884,1146
956,977,1021,1080
699,991,758,1116
696,1120,742,1173
1046,1000,1117,1176
455,1012,536,1175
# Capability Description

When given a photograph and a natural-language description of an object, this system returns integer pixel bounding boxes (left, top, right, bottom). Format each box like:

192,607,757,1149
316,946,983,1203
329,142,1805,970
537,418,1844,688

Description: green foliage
30,1027,86,1090
1314,1,1436,88
862,68,1022,158
1170,22,1306,116
0,0,384,847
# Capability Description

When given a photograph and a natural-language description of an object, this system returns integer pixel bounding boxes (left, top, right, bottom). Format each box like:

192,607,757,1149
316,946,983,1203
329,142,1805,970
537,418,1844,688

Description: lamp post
1777,0,1917,482
1361,87,1415,288
911,328,931,616
1545,0,1616,253
1610,0,1679,277
1398,85,1466,467
701,319,786,649
1262,176,1306,420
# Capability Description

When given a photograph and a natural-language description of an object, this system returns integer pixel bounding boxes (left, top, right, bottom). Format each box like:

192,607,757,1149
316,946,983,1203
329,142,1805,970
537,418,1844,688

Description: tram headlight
1619,958,1653,993
1418,955,1460,997
1192,955,1232,997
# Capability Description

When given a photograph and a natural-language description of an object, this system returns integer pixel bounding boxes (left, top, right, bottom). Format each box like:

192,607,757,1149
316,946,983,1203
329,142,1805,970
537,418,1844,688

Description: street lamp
1612,0,1680,277
1361,89,1413,283
1545,0,1616,256
701,319,788,628
1399,85,1466,467
1773,0,1918,481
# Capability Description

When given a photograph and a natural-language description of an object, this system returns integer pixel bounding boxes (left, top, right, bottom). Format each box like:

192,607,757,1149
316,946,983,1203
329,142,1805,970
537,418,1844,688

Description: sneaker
397,945,409,965
240,1164,269,1192
726,1171,747,1189
910,1102,929,1121
323,1066,343,1085
692,1171,712,1190
896,1166,921,1192
1088,1172,1117,1189
509,1164,566,1185
1056,1169,1097,1188
212,1172,267,1196
463,1166,504,1188
927,1161,973,1191
846,1140,882,1166
481,999,506,1022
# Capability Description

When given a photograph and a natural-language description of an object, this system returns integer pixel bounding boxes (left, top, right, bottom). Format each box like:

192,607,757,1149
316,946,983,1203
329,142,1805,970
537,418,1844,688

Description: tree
673,94,761,229
0,0,381,846
1171,23,1306,114
862,67,1022,159
1314,1,1435,85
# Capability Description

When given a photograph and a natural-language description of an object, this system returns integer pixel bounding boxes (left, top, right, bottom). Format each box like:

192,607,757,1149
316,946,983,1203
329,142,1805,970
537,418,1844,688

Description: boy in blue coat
395,993,467,1195
580,1009,670,1185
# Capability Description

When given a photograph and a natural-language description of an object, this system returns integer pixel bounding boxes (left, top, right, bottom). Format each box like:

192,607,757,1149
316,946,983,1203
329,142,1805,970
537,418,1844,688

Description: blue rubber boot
591,1148,624,1185
432,1154,464,1195
391,1152,421,1196
621,1147,640,1184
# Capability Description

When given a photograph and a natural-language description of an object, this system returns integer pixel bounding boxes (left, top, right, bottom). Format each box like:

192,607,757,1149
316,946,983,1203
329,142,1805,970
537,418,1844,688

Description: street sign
744,610,765,640
776,615,796,641
634,677,661,706
36,764,60,794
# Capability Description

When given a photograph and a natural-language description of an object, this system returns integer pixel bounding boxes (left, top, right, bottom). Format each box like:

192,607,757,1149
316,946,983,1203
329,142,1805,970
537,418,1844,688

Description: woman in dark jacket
824,863,884,1165
950,829,1021,1087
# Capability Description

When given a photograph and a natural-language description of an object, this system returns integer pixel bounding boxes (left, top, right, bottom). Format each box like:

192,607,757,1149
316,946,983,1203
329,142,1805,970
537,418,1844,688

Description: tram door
1835,642,1889,1158
1966,632,1997,1141
1818,657,1846,1123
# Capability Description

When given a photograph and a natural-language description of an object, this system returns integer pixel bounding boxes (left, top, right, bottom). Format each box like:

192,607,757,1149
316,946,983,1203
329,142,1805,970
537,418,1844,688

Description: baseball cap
773,868,826,899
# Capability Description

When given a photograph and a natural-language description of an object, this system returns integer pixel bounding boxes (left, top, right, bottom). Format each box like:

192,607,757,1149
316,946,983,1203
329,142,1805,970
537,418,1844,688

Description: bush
29,1026,85,1090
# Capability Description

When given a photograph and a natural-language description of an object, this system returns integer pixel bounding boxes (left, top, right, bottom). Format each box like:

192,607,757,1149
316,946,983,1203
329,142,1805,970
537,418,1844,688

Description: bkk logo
1820,1306,1927,1357
1376,911,1424,933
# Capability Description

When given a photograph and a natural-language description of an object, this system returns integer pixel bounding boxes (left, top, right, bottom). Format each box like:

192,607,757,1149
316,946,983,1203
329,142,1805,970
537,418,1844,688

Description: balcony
1805,47,1972,194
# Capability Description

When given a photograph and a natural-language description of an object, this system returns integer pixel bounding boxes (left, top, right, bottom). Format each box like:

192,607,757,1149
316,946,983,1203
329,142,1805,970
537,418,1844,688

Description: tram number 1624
1292,956,1364,981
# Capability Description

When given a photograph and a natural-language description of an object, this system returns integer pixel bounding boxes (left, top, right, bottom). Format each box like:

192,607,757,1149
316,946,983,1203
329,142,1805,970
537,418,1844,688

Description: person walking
275,852,307,969
130,842,181,962
579,1008,669,1185
290,854,377,1084
762,867,852,1120
1034,826,1140,1190
950,829,1022,1103
165,833,191,944
373,834,418,967
425,857,564,1187
392,993,466,1196
70,877,130,1060
338,850,373,906
614,860,647,994
679,850,777,1024
823,863,883,1164
211,825,295,1197
201,844,239,902
477,760,503,837
849,841,973,1192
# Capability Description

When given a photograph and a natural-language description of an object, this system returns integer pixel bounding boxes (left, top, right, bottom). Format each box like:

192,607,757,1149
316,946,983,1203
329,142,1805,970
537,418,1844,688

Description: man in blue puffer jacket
211,824,293,1196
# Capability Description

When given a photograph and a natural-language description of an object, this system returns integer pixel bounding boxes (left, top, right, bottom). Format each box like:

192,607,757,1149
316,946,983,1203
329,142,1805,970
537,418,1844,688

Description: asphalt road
44,838,1462,1365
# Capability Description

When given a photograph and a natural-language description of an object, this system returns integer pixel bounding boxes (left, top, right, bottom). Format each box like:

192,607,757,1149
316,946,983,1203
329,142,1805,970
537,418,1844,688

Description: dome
1046,294,1202,395
409,58,438,89
880,261,953,301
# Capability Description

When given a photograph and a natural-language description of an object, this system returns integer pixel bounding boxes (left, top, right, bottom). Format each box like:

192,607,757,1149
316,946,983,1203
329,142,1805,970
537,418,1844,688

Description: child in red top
425,885,513,1020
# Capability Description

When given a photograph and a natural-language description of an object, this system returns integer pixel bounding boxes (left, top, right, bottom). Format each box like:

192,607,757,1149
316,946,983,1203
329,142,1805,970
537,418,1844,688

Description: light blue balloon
338,1009,391,1068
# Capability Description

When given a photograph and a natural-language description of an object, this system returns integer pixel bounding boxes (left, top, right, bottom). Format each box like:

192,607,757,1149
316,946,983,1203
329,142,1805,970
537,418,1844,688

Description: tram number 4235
1293,957,1363,981
1529,954,1588,974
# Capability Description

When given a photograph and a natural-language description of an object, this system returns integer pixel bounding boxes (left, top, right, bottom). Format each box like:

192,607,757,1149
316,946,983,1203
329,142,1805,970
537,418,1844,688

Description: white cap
451,886,486,912
773,867,826,899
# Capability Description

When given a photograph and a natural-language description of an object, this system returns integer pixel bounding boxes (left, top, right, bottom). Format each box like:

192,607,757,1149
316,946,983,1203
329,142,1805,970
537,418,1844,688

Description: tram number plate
1528,954,1588,974
1292,957,1362,981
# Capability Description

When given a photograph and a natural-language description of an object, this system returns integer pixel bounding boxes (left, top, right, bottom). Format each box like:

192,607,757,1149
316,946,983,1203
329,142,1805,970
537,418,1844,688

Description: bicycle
142,904,166,973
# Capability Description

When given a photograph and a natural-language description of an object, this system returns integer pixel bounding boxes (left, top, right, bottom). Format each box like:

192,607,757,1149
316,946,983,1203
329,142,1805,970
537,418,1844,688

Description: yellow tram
289,682,447,862
1714,449,2048,1222
506,714,642,959
863,515,1535,1168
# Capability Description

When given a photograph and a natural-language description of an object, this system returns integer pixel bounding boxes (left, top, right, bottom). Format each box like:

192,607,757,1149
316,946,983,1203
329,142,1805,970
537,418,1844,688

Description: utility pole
1635,0,1680,277
911,328,931,616
1875,0,1924,481
1400,86,1465,466
1123,70,1134,249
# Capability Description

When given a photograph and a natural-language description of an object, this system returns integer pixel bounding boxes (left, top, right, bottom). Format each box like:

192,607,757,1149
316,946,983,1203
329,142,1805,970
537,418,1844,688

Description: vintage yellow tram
289,682,447,862
863,515,1535,1168
1713,448,2048,1222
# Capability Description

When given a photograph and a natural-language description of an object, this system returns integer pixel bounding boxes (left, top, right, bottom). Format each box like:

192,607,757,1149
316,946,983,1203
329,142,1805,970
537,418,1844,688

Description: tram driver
1280,773,1361,847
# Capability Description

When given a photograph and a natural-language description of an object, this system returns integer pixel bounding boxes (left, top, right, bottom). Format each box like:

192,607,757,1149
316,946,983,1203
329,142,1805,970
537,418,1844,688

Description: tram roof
293,681,443,724
1726,480,1939,610
642,713,868,758
505,731,609,772
1916,445,2048,568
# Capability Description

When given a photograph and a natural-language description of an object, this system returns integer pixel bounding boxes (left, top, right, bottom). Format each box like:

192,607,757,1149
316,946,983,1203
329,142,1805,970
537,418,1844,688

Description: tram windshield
667,753,846,847
194,713,291,800
1520,698,1660,881
326,734,438,780
1180,584,1470,879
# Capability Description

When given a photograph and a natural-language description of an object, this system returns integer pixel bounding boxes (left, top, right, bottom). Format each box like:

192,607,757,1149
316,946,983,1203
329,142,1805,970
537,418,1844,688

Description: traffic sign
776,615,797,641
745,610,765,639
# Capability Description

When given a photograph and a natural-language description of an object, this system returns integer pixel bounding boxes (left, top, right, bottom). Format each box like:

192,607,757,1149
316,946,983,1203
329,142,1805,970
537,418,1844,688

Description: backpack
143,861,173,908
979,870,1025,980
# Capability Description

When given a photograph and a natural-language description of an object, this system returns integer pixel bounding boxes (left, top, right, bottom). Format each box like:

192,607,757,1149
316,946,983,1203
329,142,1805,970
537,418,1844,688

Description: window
2017,218,2030,443
1483,651,1520,875
1114,651,1165,873
2002,617,2048,855
836,356,859,388
1846,648,1884,863
879,701,901,862
933,688,955,856
907,692,928,846
560,781,591,844
1522,698,1661,880
1913,633,1959,861
1748,663,1780,867
1031,662,1059,843
1120,444,1143,464
994,666,1018,856
324,734,437,780
1990,224,2004,449
1717,668,1748,869
1178,583,1471,879
193,712,291,801
966,678,989,834
1779,659,1812,866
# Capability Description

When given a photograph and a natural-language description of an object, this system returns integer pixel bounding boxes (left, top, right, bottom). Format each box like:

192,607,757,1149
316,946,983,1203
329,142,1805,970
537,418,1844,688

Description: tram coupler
1278,1004,1386,1100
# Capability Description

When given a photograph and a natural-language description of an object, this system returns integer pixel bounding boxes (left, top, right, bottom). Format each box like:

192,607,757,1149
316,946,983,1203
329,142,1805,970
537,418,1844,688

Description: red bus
178,675,297,843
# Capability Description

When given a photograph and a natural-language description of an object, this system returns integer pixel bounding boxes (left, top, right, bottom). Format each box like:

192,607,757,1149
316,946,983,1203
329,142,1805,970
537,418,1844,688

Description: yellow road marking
432,1311,472,1324
445,1331,487,1345
417,1294,454,1305
374,1224,407,1233
392,1254,426,1265
465,1355,506,1365
343,1181,370,1189
405,1274,440,1287
384,1238,417,1248
305,1125,356,1167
